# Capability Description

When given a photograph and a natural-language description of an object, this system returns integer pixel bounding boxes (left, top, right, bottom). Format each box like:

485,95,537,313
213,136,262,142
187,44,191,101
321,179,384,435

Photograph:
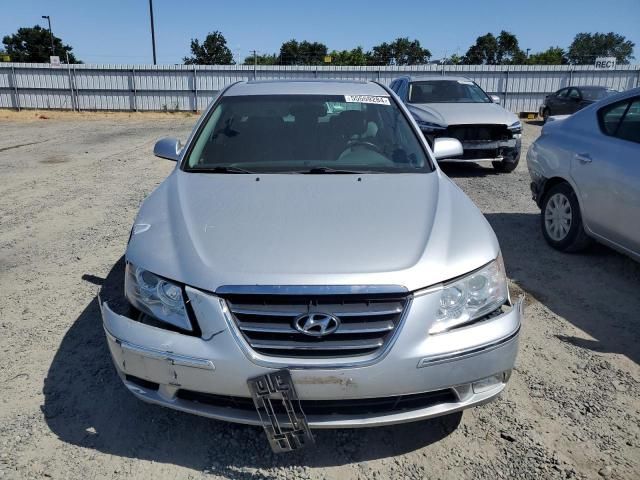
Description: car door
570,96,640,253
548,88,569,115
566,88,584,114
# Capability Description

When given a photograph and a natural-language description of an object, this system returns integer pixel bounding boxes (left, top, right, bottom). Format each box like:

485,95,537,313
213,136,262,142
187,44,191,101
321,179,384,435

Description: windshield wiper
192,166,256,174
299,167,367,174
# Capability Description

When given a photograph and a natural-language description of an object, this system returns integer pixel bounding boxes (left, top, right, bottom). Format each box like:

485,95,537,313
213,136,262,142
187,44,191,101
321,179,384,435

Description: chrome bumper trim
103,326,215,371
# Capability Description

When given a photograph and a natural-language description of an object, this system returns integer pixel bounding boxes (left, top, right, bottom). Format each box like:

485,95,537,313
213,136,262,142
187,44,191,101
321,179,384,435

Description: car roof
225,80,389,96
395,75,473,83
575,86,615,90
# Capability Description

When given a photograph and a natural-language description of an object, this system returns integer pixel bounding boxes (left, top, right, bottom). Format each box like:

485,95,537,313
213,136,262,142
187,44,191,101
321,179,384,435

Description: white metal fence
1,63,639,114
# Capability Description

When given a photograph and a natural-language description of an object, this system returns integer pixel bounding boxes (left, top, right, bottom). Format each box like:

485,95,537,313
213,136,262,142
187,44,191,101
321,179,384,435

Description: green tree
567,32,635,64
497,31,526,64
464,33,498,64
446,53,464,65
463,31,525,64
243,53,278,65
183,31,234,65
527,47,567,65
2,25,80,63
278,39,328,65
368,37,431,65
328,47,368,66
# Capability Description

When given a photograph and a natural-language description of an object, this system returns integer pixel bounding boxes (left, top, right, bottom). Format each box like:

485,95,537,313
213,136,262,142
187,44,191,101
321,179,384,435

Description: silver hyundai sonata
100,80,523,452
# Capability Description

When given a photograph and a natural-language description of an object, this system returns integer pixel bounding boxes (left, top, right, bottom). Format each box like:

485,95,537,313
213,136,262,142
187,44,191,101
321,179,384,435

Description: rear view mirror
432,137,463,160
154,137,183,161
490,95,501,104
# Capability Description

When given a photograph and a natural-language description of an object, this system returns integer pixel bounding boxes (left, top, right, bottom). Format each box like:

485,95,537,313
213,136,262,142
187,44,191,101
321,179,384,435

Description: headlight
416,119,446,132
507,121,522,135
430,255,508,334
124,262,192,331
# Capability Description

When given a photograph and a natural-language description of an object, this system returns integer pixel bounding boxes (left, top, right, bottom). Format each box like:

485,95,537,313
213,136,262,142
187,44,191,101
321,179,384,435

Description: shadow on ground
486,212,640,365
43,257,461,474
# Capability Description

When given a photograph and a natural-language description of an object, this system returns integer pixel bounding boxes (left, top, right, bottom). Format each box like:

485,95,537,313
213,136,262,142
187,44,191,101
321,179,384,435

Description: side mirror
153,137,183,161
490,95,501,104
432,137,463,160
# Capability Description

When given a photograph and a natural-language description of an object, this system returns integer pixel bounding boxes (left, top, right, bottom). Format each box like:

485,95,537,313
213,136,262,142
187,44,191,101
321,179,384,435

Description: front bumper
429,134,522,164
101,287,523,429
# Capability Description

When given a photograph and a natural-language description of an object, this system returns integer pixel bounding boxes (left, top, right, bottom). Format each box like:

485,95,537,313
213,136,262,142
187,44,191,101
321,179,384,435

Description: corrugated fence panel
1,63,638,112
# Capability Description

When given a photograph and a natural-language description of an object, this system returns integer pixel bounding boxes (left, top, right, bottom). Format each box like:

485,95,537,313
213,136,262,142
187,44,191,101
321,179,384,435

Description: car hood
410,102,518,126
127,169,499,292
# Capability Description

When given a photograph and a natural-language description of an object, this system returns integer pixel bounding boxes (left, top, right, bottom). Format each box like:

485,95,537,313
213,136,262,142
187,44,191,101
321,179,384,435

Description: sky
2,0,639,64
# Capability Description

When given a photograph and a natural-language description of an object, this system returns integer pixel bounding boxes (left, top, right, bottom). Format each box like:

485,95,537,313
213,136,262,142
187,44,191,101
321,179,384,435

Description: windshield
581,88,617,102
184,94,431,173
408,80,491,104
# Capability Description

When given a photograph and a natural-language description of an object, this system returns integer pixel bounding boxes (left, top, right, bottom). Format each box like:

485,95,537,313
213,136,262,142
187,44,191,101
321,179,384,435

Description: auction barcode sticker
344,95,390,105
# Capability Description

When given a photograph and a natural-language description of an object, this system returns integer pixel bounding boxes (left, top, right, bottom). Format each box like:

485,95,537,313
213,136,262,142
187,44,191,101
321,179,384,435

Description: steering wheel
347,139,383,154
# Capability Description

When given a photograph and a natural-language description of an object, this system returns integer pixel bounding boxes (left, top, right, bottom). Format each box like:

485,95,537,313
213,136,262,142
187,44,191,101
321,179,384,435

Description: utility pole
148,0,157,65
253,50,257,80
41,15,54,56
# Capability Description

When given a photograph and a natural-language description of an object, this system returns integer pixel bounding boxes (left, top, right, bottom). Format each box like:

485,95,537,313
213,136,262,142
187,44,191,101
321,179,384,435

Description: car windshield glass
184,94,431,173
581,88,617,101
408,80,491,103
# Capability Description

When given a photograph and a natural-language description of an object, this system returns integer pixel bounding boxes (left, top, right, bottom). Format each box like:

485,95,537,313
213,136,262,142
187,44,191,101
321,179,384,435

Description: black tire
542,108,550,124
492,157,519,173
540,182,592,252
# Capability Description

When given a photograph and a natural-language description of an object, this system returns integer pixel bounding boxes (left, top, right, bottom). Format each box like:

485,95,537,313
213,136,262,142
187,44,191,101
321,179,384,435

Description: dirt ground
0,111,638,480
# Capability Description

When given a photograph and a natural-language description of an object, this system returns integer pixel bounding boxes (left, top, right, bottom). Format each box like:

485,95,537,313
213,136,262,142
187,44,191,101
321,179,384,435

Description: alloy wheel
544,192,572,241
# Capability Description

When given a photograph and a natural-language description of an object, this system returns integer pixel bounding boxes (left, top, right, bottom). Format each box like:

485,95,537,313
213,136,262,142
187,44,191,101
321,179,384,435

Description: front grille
222,292,409,358
443,124,511,142
176,389,456,416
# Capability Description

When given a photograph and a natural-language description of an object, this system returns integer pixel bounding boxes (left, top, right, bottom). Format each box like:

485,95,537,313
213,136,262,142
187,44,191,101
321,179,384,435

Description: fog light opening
472,372,506,394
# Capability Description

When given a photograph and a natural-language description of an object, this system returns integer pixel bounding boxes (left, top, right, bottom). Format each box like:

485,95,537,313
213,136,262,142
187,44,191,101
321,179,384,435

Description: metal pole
148,0,157,65
131,67,137,111
73,65,81,111
42,16,54,56
253,50,257,80
10,65,20,111
193,66,198,112
65,52,75,111
504,67,509,112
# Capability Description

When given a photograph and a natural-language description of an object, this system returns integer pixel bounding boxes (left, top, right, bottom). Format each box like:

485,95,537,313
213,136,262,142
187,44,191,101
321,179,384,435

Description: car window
556,89,569,98
184,94,432,173
408,80,491,103
581,88,617,102
389,80,398,93
598,97,640,143
568,88,581,100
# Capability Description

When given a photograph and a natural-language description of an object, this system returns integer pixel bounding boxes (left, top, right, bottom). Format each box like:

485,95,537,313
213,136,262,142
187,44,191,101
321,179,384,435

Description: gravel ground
0,111,638,480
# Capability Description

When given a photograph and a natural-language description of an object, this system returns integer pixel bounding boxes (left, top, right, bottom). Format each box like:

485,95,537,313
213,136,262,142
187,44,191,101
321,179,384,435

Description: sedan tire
542,108,550,124
492,158,519,173
541,182,592,252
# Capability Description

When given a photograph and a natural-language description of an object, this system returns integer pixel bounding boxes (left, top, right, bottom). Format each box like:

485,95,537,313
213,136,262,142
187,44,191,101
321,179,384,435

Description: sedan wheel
544,193,572,241
540,182,592,252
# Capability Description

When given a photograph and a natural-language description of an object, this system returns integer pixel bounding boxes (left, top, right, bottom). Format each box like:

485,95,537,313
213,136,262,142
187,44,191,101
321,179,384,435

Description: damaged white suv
100,80,523,452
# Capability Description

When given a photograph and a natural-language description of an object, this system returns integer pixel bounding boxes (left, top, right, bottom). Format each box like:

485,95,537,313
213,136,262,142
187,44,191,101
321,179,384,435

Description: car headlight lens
125,262,192,331
508,121,522,135
430,255,508,334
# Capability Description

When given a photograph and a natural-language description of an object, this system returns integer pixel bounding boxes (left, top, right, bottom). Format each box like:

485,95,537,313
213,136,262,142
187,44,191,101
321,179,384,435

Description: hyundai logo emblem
293,313,340,337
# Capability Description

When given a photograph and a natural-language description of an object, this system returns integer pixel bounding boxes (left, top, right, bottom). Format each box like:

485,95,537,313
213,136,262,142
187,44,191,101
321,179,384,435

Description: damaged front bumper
100,287,523,429
438,137,522,164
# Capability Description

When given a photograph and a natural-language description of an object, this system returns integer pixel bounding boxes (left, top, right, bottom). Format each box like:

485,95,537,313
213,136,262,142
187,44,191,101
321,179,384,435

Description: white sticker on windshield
344,95,390,105
457,80,474,85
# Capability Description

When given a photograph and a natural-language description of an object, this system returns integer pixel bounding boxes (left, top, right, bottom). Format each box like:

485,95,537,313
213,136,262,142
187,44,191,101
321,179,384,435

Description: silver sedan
527,87,640,261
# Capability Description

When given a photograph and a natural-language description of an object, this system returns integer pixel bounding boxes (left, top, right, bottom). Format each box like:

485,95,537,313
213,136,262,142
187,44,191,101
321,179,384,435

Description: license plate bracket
247,370,314,453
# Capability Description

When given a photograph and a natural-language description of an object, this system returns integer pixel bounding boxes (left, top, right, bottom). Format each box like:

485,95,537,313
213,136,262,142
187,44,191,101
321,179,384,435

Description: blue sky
2,0,639,64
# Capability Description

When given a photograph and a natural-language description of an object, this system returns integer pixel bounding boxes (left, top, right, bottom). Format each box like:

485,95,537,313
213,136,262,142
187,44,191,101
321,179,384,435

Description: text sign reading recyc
594,57,617,70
